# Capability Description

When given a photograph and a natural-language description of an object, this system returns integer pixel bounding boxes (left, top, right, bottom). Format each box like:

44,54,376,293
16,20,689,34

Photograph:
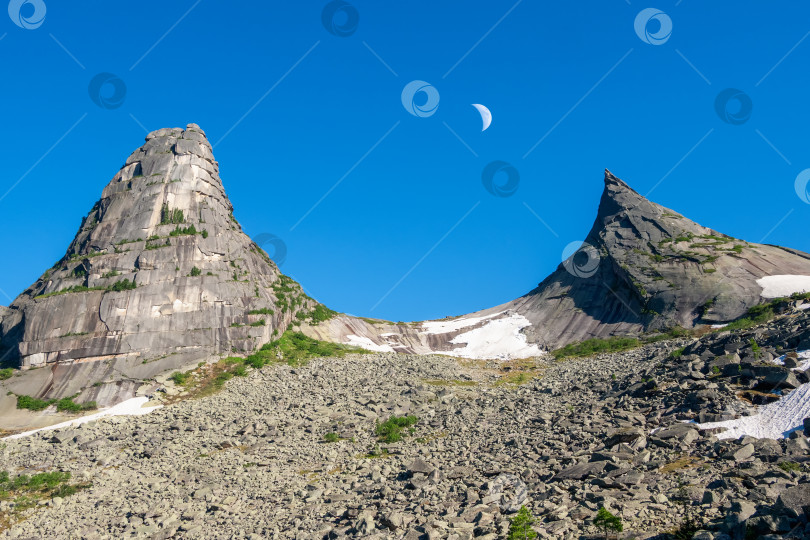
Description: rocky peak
0,125,319,405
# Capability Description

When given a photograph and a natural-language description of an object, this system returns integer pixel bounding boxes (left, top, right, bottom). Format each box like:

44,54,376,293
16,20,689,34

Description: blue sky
1,1,809,322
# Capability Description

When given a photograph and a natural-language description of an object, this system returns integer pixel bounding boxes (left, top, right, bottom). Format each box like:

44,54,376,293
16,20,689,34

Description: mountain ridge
2,125,810,431
303,169,810,355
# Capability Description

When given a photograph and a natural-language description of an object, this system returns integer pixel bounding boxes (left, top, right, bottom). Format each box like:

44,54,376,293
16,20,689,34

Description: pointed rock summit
0,124,317,405
302,170,810,355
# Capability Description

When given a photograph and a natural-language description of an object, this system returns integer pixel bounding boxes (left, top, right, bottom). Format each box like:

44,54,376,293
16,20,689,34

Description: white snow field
344,334,395,353
756,274,810,298
3,396,162,440
441,313,543,360
420,313,502,334
697,350,810,440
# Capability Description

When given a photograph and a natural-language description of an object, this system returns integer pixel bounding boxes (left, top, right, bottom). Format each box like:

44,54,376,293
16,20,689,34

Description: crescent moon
471,104,492,131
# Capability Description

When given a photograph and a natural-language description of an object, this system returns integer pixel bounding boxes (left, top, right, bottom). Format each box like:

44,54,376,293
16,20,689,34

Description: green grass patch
0,470,90,530
248,331,368,368
0,369,13,381
249,319,266,327
323,432,340,443
552,336,641,360
248,308,273,315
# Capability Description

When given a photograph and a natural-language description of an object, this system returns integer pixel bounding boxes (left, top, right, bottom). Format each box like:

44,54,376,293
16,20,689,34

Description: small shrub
323,432,340,443
169,371,192,386
248,308,273,315
201,229,209,239
233,365,248,377
101,270,120,279
249,319,266,327
189,266,202,277
779,461,801,472
711,366,720,374
593,507,623,539
108,279,137,292
750,338,762,359
16,395,56,411
160,204,184,225
169,224,197,237
669,347,685,360
508,505,537,540
55,398,96,413
375,415,418,443
308,304,338,324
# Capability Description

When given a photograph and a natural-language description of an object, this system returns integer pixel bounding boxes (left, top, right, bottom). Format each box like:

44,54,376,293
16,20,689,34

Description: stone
407,458,435,475
722,443,755,462
776,485,810,519
553,462,606,481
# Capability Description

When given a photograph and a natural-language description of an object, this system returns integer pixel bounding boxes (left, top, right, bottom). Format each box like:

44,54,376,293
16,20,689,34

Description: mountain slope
0,124,318,411
303,170,810,355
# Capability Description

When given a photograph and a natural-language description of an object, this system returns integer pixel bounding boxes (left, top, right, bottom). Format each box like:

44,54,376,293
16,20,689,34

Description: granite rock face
511,170,810,349
0,124,316,396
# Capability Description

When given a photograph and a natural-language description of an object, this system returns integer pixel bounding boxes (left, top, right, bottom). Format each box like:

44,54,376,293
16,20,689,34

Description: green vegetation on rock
247,331,368,368
553,337,641,360
375,415,418,443
160,204,185,225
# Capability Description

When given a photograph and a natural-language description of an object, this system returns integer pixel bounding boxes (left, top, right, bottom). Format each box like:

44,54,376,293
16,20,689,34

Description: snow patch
344,334,394,353
697,350,810,440
3,396,162,440
438,313,543,360
770,350,810,372
421,313,502,334
710,324,728,329
756,275,810,299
